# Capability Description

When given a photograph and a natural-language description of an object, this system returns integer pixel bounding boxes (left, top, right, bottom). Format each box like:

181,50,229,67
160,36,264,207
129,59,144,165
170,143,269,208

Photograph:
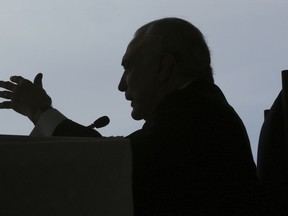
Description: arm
0,73,101,137
30,107,101,137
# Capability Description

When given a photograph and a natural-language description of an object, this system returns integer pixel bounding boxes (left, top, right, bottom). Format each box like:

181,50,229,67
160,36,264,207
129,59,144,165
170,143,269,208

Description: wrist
30,105,52,125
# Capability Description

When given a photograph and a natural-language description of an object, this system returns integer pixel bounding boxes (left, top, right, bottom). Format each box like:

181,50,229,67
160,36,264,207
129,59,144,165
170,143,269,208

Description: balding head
133,17,214,83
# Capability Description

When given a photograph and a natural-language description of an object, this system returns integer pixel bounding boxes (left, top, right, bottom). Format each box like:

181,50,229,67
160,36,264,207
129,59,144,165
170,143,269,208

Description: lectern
0,135,133,216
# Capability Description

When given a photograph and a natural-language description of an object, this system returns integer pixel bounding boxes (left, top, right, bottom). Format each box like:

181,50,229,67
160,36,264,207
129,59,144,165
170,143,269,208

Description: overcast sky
0,0,287,160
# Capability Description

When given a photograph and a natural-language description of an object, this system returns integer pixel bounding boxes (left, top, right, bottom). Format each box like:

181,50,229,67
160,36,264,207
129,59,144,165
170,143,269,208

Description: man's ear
158,53,175,82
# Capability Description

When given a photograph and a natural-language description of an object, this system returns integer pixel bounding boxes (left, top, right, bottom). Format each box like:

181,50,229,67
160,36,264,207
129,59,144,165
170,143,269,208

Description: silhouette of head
118,17,213,121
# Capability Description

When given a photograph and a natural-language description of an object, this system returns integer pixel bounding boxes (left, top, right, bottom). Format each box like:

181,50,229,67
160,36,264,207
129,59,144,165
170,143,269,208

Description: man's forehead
121,51,133,66
121,35,161,66
121,39,143,65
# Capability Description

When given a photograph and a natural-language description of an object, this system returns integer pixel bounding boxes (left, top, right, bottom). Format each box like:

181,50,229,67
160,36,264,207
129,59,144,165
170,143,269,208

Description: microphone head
91,116,110,129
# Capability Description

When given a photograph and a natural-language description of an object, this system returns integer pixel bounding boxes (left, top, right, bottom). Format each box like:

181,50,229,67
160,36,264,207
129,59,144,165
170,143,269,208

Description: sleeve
30,108,67,136
30,108,102,137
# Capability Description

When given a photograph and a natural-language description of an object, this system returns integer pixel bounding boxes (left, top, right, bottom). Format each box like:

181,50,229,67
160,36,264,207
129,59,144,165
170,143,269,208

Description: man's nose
118,75,127,92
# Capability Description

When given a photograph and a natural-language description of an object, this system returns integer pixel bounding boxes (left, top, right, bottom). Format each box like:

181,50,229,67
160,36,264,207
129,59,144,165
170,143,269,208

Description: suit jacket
53,81,262,215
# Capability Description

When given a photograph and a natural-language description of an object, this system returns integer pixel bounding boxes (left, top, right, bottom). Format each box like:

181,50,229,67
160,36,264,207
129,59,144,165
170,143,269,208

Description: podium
0,135,133,216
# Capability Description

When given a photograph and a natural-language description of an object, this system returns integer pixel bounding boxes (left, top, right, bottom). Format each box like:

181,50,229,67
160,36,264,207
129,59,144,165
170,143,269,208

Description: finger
0,91,13,99
10,75,25,84
0,81,17,91
0,101,12,109
33,73,43,88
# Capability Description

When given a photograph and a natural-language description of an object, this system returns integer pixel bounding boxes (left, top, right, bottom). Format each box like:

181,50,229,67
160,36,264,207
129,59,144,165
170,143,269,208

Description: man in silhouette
0,17,262,215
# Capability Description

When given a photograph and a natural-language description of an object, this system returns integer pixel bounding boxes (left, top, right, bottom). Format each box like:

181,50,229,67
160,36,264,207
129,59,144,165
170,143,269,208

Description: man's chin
131,109,143,121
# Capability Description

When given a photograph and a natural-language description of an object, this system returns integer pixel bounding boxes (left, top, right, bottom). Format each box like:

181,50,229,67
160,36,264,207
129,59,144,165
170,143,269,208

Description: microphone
88,116,110,129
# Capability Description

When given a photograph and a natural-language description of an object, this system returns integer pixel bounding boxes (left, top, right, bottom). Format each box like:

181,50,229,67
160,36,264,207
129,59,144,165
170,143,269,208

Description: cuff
30,108,67,136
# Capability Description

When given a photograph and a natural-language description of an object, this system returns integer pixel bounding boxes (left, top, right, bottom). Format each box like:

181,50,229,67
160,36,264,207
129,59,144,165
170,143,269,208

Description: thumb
33,73,43,88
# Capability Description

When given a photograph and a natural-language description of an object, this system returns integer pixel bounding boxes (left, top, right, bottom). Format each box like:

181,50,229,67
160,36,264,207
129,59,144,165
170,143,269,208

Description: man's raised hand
0,73,52,124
